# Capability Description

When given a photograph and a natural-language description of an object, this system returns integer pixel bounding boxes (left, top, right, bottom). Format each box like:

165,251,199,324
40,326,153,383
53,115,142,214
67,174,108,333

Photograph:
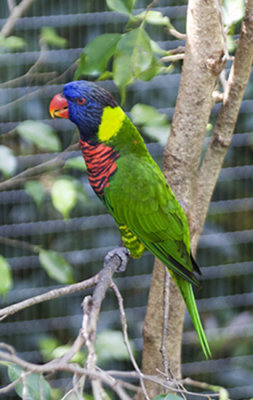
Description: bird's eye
77,97,86,105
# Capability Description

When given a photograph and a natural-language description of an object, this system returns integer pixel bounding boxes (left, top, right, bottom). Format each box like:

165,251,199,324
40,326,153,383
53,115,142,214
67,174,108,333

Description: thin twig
1,0,35,37
193,0,253,248
0,236,39,253
111,281,150,400
182,378,230,399
168,28,186,40
214,0,229,61
7,0,15,12
160,54,185,63
0,348,219,400
0,342,15,354
0,248,221,400
80,248,130,400
160,270,187,399
0,60,77,116
0,72,57,90
0,143,79,191
0,376,24,394
0,39,49,90
0,274,99,321
161,269,170,379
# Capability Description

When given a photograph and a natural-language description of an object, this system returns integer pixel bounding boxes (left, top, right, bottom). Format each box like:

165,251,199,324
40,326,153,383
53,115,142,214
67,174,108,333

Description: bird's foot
104,247,130,272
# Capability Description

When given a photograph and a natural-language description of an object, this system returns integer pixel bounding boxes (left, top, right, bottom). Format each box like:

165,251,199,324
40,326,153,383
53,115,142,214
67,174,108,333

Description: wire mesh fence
0,0,253,398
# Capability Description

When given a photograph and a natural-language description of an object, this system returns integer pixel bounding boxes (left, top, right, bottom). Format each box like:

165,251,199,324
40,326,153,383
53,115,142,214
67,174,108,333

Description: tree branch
141,1,226,393
1,0,35,37
0,61,77,116
0,143,79,191
192,0,253,248
111,281,150,400
0,274,98,321
80,247,130,400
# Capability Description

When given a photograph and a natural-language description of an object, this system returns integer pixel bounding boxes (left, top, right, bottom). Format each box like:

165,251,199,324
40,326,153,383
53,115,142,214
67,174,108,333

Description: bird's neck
79,139,119,197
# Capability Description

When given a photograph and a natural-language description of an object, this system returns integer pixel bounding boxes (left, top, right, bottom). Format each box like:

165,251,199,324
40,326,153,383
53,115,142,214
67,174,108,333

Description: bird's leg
104,246,130,272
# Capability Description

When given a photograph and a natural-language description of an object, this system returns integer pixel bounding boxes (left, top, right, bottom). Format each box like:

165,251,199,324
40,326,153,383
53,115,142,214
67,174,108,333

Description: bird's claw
104,247,130,272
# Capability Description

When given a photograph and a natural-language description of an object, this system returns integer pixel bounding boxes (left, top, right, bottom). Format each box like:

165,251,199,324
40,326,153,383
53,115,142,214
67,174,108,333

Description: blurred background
0,0,253,399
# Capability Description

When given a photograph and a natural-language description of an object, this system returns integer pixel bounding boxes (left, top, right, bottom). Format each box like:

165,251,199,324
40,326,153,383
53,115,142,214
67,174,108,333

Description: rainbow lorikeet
49,80,211,359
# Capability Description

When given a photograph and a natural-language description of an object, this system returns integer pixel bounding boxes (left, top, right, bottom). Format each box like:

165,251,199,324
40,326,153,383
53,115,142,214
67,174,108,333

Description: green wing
104,155,199,286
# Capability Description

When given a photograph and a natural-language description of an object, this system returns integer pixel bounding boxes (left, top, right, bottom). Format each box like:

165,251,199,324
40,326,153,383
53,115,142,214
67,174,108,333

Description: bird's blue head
49,80,118,142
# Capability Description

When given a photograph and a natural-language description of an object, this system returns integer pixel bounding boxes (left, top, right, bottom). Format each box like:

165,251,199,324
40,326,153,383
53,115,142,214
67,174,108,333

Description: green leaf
39,249,74,284
143,125,170,146
130,104,170,145
0,145,17,177
0,34,26,51
96,330,135,364
64,156,87,171
0,255,13,298
40,27,67,48
17,121,61,152
97,71,113,81
150,40,168,56
113,28,153,101
39,337,60,362
75,33,121,79
106,0,135,15
51,178,77,219
136,10,171,27
25,180,46,208
223,0,245,26
227,34,237,52
52,345,85,364
130,104,167,126
8,364,51,400
138,59,165,81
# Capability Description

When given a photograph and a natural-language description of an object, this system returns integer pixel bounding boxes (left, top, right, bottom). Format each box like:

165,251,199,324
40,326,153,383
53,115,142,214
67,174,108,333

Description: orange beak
49,93,69,119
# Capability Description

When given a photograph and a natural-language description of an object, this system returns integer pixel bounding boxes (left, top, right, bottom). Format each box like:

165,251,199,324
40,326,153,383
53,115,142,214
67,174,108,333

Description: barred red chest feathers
79,140,120,196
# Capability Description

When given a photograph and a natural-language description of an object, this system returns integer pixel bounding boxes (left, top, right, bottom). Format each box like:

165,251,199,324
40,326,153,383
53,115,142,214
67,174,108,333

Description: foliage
0,145,17,177
130,104,171,145
39,249,75,284
25,180,46,208
0,255,13,298
17,121,61,152
106,0,135,15
51,176,87,218
0,34,26,51
223,0,245,52
8,364,51,400
96,329,135,364
75,0,174,102
40,27,68,48
74,33,121,78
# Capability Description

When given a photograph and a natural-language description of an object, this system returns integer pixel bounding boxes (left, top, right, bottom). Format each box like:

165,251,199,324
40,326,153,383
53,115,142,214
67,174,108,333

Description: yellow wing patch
98,106,125,142
119,225,145,259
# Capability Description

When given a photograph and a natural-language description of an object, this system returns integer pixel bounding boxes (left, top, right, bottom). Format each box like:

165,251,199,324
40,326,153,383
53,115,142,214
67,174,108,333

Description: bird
49,80,211,359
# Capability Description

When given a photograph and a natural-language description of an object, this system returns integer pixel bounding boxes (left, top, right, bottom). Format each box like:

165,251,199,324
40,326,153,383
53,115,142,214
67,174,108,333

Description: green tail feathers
172,273,212,359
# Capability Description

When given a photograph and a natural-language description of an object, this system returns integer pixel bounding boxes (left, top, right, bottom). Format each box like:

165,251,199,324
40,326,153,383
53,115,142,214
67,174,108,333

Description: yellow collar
98,106,125,142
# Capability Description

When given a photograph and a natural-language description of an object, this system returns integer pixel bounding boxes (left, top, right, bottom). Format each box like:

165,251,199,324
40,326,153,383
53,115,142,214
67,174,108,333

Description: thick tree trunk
141,260,185,396
140,0,253,396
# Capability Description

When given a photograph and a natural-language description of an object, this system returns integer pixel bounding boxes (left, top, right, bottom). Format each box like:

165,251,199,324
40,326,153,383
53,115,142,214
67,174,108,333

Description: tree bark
141,0,253,396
